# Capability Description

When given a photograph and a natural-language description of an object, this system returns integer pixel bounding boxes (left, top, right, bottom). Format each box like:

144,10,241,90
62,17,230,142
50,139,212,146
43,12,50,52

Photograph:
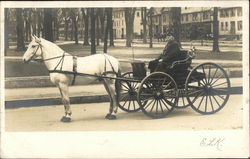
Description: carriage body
117,48,230,119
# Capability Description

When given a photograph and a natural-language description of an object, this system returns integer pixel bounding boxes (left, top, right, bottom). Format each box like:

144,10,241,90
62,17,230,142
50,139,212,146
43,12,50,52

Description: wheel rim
185,63,231,115
138,72,177,118
118,72,141,112
173,89,190,108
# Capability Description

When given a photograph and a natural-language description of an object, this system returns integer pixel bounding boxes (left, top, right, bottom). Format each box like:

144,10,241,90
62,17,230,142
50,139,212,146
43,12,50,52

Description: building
181,7,242,40
219,7,242,39
181,7,213,40
113,8,143,39
150,8,171,37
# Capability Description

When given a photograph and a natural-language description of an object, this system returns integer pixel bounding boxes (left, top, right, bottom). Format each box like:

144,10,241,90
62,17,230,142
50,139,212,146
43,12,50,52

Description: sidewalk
5,78,243,108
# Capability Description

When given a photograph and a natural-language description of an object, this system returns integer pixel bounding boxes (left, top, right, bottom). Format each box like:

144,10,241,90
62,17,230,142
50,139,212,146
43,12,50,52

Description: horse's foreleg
58,82,72,122
103,79,118,120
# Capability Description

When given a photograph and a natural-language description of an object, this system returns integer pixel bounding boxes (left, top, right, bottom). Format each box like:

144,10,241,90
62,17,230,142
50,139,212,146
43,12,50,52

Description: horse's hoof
105,114,117,120
60,116,71,122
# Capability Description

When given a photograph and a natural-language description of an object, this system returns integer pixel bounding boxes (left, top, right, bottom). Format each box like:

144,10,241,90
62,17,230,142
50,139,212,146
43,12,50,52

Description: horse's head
23,35,43,63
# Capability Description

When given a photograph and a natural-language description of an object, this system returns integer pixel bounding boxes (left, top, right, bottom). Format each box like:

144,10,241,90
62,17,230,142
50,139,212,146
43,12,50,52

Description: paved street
5,93,243,132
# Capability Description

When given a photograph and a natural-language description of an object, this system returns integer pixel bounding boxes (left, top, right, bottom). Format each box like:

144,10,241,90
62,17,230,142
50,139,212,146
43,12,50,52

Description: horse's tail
115,68,122,103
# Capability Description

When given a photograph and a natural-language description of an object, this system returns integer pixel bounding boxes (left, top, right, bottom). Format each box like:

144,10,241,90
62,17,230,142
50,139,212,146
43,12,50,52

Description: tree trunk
4,8,9,55
103,9,108,53
73,16,78,44
32,9,37,36
28,9,32,41
96,9,100,46
125,8,136,47
16,8,25,51
71,20,74,41
141,7,147,44
37,9,42,37
70,9,78,44
149,8,153,48
90,8,96,54
169,7,181,47
82,8,90,46
108,8,114,47
212,7,220,53
44,8,54,42
65,18,69,40
99,9,105,42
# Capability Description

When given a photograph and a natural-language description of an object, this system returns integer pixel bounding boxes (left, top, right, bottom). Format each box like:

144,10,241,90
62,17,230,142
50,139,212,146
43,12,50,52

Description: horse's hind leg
58,82,72,122
102,79,118,120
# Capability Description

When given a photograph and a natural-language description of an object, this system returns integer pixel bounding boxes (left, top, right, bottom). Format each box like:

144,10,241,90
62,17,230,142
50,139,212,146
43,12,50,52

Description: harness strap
53,52,65,71
71,56,78,85
103,54,117,75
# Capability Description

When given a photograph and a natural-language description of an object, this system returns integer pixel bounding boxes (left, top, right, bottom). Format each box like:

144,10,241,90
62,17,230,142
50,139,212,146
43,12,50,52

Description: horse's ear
34,35,41,44
31,35,35,40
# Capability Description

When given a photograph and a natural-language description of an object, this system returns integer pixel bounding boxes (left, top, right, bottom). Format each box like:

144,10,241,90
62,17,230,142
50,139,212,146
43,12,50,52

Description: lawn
5,42,242,77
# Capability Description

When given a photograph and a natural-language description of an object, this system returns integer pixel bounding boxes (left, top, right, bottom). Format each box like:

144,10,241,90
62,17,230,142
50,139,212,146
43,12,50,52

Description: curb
5,86,242,108
5,94,110,108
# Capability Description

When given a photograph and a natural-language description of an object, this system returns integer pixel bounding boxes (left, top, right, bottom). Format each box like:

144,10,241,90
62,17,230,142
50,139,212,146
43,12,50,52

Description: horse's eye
32,45,36,48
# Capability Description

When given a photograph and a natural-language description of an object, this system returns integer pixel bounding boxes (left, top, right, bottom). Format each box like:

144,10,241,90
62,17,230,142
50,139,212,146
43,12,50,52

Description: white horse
23,35,121,122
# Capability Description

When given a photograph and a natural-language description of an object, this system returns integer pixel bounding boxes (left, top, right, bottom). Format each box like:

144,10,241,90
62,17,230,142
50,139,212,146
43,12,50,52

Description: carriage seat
169,50,194,71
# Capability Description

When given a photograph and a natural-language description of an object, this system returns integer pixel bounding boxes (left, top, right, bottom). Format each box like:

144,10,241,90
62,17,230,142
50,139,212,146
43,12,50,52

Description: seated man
148,37,180,73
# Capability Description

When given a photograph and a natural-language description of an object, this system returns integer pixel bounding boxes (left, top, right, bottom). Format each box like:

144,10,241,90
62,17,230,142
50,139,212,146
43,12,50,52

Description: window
237,8,242,16
163,15,166,23
221,22,224,31
192,13,198,21
203,11,209,20
137,12,140,17
237,21,242,30
225,10,229,17
220,10,225,17
185,14,188,21
225,22,228,31
230,9,235,17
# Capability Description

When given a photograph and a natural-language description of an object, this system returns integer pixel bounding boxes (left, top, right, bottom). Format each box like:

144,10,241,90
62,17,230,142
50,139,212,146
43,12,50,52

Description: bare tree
108,8,114,47
212,7,220,53
96,9,100,46
62,9,70,41
4,8,9,55
44,8,54,42
169,7,182,47
23,9,31,42
32,9,37,36
99,8,105,42
90,8,96,54
148,8,153,48
103,8,108,53
82,8,90,46
141,7,147,43
37,8,43,37
70,9,79,44
16,8,25,51
125,8,136,47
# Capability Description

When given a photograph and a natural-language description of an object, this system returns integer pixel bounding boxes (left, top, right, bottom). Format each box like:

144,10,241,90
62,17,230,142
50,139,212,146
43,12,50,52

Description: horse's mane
40,38,65,54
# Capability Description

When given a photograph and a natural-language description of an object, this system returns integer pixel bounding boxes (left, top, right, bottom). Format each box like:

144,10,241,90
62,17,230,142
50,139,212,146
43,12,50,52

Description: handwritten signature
200,137,225,151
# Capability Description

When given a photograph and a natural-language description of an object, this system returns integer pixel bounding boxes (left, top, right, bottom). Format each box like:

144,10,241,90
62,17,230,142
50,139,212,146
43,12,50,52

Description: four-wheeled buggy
116,48,231,119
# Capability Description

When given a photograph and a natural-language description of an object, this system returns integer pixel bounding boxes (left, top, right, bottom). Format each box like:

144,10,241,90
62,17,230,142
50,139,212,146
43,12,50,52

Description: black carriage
117,48,231,119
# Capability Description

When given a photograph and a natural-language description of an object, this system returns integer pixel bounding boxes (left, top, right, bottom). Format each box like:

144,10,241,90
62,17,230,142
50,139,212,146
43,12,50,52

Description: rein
31,43,78,85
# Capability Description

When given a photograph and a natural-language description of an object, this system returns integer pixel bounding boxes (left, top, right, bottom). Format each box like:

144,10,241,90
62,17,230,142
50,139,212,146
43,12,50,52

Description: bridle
29,42,71,63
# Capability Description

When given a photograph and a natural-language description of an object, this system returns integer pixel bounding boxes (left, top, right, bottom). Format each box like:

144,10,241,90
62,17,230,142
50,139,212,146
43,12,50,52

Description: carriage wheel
117,72,141,112
185,63,231,115
175,89,190,108
137,72,177,119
